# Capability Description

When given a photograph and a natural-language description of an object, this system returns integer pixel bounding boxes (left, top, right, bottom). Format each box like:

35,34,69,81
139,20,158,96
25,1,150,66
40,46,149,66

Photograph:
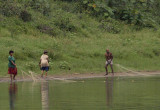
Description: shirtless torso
105,52,113,61
105,50,114,75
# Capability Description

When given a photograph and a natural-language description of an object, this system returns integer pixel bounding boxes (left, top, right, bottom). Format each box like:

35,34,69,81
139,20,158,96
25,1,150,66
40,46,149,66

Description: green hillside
0,0,160,76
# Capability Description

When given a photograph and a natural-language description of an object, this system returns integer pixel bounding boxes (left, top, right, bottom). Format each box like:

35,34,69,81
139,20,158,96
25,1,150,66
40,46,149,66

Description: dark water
0,76,160,110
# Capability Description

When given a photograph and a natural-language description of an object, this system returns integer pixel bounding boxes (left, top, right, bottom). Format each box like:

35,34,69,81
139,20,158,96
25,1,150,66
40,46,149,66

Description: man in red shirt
105,49,114,75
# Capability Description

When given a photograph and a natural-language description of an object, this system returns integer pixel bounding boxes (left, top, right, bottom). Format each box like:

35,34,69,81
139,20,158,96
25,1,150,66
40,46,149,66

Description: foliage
99,18,121,34
0,0,21,17
0,0,160,37
54,16,77,32
20,10,32,22
37,24,54,36
76,0,160,28
28,0,51,16
78,0,114,18
59,61,71,70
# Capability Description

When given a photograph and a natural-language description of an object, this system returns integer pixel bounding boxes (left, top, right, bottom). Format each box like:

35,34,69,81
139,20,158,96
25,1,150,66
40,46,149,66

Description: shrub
99,18,121,34
29,0,51,16
77,0,114,18
55,17,77,32
153,49,160,56
20,10,32,22
0,1,21,17
37,24,54,36
59,61,71,70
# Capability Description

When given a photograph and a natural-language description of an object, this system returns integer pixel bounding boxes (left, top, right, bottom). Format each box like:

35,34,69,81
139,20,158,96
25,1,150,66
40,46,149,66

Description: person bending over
39,50,49,77
105,49,114,75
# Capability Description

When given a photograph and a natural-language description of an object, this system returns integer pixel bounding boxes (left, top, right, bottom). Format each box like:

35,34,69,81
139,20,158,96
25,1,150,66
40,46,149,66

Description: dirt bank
0,71,160,83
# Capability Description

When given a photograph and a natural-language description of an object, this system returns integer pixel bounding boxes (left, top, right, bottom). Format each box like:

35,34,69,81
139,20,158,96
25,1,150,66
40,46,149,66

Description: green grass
0,27,160,76
0,0,160,76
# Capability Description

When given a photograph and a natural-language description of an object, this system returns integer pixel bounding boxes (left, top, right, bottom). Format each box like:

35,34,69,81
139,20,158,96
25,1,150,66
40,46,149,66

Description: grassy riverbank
0,0,160,76
0,28,160,76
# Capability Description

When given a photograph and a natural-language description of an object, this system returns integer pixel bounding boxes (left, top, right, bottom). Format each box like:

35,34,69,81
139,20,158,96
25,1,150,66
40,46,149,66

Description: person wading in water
39,50,49,78
105,49,114,76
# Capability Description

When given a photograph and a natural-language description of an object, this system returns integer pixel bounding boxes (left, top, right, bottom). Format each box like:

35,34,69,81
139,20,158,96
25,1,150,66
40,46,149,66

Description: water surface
0,76,160,110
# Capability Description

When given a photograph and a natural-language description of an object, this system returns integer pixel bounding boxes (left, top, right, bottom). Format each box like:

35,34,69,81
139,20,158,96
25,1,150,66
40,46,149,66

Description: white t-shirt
40,54,49,67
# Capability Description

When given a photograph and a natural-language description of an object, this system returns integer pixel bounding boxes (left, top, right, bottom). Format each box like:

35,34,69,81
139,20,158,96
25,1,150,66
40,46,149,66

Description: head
9,50,14,56
44,50,48,55
106,49,109,54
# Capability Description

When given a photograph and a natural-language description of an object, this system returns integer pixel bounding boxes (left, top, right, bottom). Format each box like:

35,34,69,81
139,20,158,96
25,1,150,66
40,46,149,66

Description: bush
99,18,121,34
55,17,77,32
37,24,54,36
0,1,21,17
59,61,71,70
77,0,114,18
20,10,32,22
29,0,51,16
153,49,160,56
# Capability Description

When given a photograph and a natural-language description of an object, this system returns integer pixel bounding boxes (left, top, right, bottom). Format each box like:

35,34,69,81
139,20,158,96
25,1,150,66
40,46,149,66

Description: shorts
105,60,113,65
8,67,17,75
41,66,49,71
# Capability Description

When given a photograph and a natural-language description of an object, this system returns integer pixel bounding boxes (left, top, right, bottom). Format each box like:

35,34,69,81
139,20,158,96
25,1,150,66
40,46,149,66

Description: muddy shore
0,71,160,83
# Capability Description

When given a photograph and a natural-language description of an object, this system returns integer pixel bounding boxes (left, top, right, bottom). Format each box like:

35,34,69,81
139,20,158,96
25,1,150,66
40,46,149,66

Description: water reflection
41,81,49,110
9,82,17,110
105,77,114,107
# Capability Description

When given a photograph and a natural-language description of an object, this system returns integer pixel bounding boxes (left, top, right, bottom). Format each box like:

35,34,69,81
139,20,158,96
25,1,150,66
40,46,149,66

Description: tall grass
0,27,160,76
0,0,160,76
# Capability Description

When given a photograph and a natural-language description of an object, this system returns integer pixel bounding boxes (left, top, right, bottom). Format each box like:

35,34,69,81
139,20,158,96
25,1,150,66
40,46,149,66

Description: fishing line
115,64,151,76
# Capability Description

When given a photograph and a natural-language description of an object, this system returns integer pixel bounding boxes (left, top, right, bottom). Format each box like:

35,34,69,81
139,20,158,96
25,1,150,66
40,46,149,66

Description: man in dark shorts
105,49,114,75
39,50,49,77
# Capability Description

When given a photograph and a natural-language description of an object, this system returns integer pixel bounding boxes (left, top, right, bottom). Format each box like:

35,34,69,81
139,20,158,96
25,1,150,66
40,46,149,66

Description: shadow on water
105,77,114,107
41,81,49,110
9,82,17,110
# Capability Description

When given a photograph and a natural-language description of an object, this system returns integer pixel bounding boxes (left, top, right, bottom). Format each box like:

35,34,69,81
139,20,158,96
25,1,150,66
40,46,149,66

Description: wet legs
105,64,114,75
41,71,48,77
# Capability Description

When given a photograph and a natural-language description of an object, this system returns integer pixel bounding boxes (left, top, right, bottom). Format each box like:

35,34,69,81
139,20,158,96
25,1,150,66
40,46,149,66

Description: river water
0,76,160,110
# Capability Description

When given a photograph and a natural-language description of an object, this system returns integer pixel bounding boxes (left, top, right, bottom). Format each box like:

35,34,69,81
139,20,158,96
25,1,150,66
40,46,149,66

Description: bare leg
45,71,48,77
13,75,16,80
10,74,13,82
110,64,114,76
105,64,109,75
41,70,44,77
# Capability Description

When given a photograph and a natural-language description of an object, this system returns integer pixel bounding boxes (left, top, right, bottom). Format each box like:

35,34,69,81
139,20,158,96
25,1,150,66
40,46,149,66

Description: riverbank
0,28,160,76
1,71,160,83
1,0,160,76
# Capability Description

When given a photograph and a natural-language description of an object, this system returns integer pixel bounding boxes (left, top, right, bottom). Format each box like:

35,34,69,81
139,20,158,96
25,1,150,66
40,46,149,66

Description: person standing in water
39,50,49,77
8,50,17,81
105,49,114,75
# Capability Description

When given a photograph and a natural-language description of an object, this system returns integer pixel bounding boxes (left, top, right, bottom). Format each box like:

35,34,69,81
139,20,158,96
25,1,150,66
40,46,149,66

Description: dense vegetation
0,0,160,76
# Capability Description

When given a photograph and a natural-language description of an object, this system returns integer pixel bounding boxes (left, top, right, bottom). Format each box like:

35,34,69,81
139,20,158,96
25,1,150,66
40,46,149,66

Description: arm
111,53,113,61
11,61,16,66
9,57,16,66
39,59,41,67
105,53,109,61
47,56,49,63
111,54,113,60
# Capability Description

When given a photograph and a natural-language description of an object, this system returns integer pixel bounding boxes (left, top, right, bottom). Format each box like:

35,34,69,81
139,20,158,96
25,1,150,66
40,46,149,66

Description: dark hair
9,50,14,54
44,50,48,54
